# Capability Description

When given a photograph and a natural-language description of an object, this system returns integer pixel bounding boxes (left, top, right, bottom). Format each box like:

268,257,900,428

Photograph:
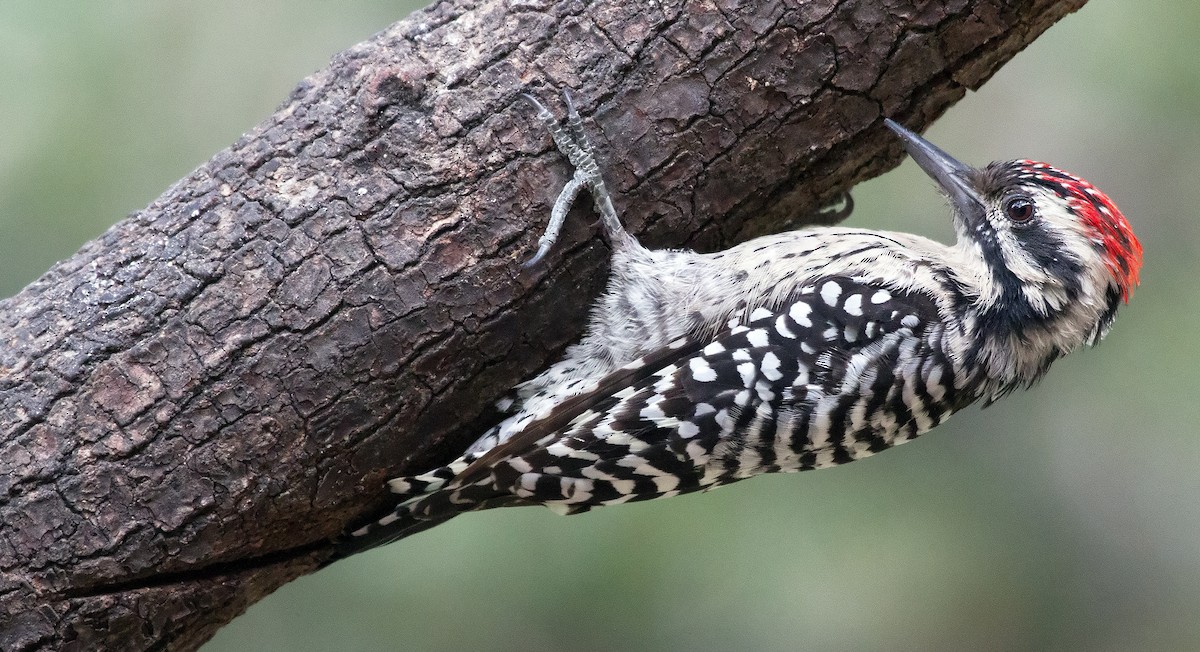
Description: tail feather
335,471,510,559
332,512,457,559
386,457,473,496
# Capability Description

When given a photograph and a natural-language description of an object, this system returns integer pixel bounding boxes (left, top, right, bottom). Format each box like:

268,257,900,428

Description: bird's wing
427,277,943,510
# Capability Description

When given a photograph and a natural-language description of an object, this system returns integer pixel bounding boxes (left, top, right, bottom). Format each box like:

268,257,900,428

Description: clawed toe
520,90,632,267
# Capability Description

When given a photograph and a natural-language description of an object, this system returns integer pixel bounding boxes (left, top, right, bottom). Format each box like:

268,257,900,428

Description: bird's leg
521,91,633,268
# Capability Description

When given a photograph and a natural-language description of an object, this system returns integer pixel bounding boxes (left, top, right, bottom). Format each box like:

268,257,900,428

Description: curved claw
521,243,551,269
520,92,551,116
561,88,576,116
518,88,633,266
818,191,854,222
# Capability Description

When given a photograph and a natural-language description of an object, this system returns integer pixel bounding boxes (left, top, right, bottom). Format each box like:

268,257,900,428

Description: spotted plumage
339,99,1142,554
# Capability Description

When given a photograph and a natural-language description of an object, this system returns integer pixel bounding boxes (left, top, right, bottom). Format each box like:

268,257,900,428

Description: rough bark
0,0,1085,648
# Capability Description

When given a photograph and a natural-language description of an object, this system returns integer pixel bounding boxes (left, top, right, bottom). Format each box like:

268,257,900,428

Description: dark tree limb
0,0,1085,648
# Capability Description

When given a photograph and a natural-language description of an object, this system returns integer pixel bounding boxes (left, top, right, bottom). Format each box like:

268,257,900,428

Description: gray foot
522,91,632,267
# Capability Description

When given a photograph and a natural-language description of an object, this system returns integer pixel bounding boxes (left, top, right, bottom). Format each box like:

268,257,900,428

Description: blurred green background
2,2,1195,650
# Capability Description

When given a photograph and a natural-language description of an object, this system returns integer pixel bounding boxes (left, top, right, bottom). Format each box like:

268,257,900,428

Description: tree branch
0,0,1085,648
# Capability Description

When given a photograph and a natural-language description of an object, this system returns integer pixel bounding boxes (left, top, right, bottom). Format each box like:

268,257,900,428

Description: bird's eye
1004,196,1035,223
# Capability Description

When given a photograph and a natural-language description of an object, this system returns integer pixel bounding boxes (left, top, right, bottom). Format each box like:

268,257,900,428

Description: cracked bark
0,0,1086,648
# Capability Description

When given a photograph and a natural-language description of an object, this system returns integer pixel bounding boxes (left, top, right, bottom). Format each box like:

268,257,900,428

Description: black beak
884,119,985,228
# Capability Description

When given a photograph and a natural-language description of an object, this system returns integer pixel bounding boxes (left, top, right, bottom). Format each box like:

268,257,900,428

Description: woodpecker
341,94,1142,553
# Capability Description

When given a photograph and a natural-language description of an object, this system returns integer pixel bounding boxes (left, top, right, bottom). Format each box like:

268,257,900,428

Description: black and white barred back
342,96,1141,553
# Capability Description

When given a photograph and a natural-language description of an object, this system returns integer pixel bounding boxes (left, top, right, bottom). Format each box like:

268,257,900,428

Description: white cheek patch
992,187,1107,316
989,212,1045,286
984,189,1070,309
1036,193,1102,267
952,241,1001,309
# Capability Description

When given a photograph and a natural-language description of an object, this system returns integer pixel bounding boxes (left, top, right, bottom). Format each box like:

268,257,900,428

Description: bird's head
884,119,1143,388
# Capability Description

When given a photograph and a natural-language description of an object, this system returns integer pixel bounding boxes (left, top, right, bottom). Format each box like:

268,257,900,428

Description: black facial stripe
975,234,1073,339
1016,221,1084,300
966,217,1030,321
961,161,1088,338
965,207,1011,271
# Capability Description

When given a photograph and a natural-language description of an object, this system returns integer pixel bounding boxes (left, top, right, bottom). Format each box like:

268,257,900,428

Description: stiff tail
332,511,458,559
332,457,507,559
